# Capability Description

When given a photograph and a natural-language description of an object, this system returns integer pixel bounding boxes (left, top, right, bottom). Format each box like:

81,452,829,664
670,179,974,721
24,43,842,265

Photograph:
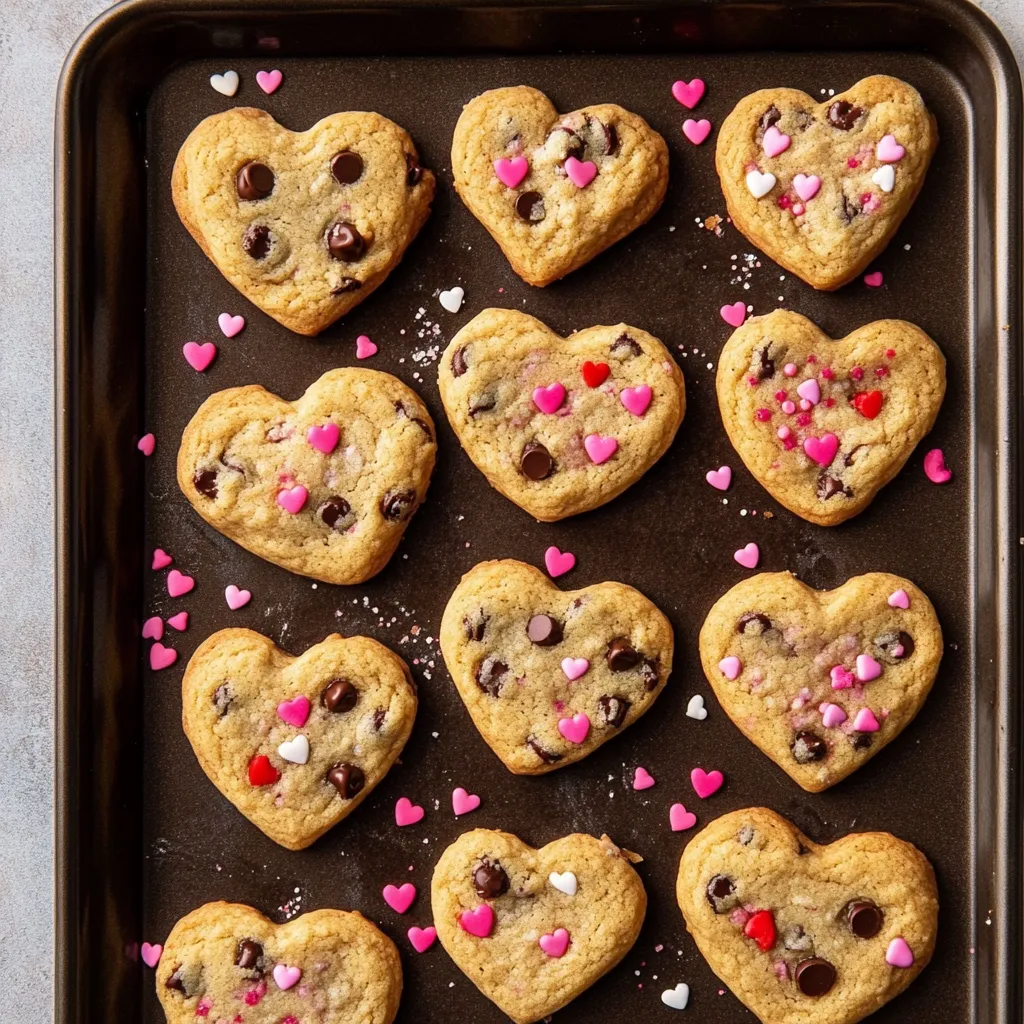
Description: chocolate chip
331,277,361,294
326,221,366,261
527,614,562,646
606,637,641,672
472,859,510,899
792,730,828,764
874,630,915,663
828,99,863,131
235,939,264,974
193,469,218,499
853,732,874,750
755,345,775,379
737,612,773,635
330,151,364,184
164,967,185,993
452,346,470,377
602,122,619,155
611,332,642,357
381,489,416,522
817,473,851,500
705,874,737,913
520,442,553,480
236,161,274,200
844,900,884,939
394,401,433,440
547,124,585,160
897,631,915,658
476,656,507,697
468,395,496,417
242,223,271,259
527,735,562,764
372,707,387,731
840,193,861,225
640,658,660,691
599,694,631,727
843,444,866,466
213,683,233,717
321,679,357,713
463,613,488,642
515,191,546,223
327,762,364,798
756,104,782,141
405,153,423,186
738,825,755,845
318,496,353,531
783,925,813,952
795,958,836,997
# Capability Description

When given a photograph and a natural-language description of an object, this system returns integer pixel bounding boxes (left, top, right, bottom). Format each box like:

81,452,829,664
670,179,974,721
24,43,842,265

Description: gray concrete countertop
1,1,1020,1019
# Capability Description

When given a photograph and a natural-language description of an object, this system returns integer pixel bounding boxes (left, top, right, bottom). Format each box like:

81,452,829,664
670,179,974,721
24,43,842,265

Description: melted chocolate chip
468,395,496,417
607,637,641,672
394,401,433,440
473,859,510,898
611,333,642,357
520,442,553,480
331,151,364,184
640,658,660,691
527,735,562,764
547,124,585,160
381,489,416,522
476,656,507,697
235,939,264,974
828,99,863,131
874,630,915,663
756,104,782,141
236,161,275,200
327,762,364,798
372,707,387,731
737,612,773,635
792,730,828,764
318,496,352,531
853,732,874,750
321,679,358,713
843,443,867,466
242,223,271,259
840,193,861,225
193,469,218,499
599,694,631,727
817,472,852,500
844,899,884,938
405,153,423,186
452,346,469,377
738,825,755,845
164,967,186,993
326,221,366,261
527,614,562,646
795,958,836,997
705,874,737,913
756,344,776,380
783,925,813,951
213,683,233,717
515,191,546,223
463,613,488,642
602,122,619,155
331,277,361,294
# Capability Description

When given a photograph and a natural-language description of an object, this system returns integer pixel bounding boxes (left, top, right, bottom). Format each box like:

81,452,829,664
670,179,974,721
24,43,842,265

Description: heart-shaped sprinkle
620,384,652,417
744,909,777,951
141,942,163,968
272,964,301,990
671,79,705,109
256,69,283,95
225,585,251,610
853,390,884,418
661,983,690,1010
796,378,821,405
720,301,747,328
864,270,885,287
856,653,883,682
149,643,177,670
581,361,610,388
888,588,911,609
733,542,760,569
686,694,708,720
209,70,239,97
557,713,591,744
152,548,173,570
544,546,576,578
561,657,590,681
494,156,529,188
632,766,656,790
872,164,896,192
439,286,465,313
690,767,724,799
276,485,308,514
539,928,570,958
458,904,495,938
166,611,189,631
166,569,194,598
886,937,915,968
705,465,732,491
564,156,597,188
718,655,742,681
182,341,217,372
355,334,378,359
853,707,881,732
277,734,310,765
533,382,566,414
142,616,164,640
383,882,417,914
820,702,847,728
548,870,578,896
792,173,822,201
876,133,906,163
762,125,791,157
830,665,855,690
247,754,280,787
408,926,437,952
745,169,776,198
682,118,712,145
277,695,311,728
217,313,245,337
923,448,952,484
669,803,697,831
137,433,155,456
452,787,481,815
803,432,839,467
395,796,425,827
306,423,340,454
584,433,618,464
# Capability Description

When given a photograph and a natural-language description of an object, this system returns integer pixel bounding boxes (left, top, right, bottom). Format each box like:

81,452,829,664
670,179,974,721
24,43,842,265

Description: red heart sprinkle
743,909,777,951
853,390,884,419
582,361,610,388
247,754,280,787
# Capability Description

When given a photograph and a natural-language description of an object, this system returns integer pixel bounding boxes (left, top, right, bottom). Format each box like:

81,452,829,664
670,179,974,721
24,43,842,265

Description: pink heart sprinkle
149,643,177,671
142,616,164,641
152,548,173,570
273,964,301,990
355,334,378,359
564,156,597,188
853,707,881,733
584,433,618,465
632,766,656,791
718,655,742,681
225,585,251,610
821,703,847,728
539,928,570,958
886,937,914,968
383,883,417,914
306,423,340,454
561,657,590,681
532,382,566,414
182,341,217,372
544,546,576,577
408,926,437,953
705,465,732,491
762,125,791,157
395,796,425,827
864,271,884,288
620,384,652,417
557,713,591,744
277,695,311,728
671,78,705,109
137,433,155,456
876,134,905,163
167,611,189,631
803,432,839,467
796,378,821,405
458,904,494,938
733,543,760,569
217,313,245,338
830,665,855,690
256,69,283,95
690,767,724,799
792,173,822,201
888,588,910,609
140,942,163,968
452,787,481,816
494,156,529,188
166,569,194,598
276,485,308,514
855,654,883,682
669,802,697,831
923,448,952,484
720,301,747,328
682,118,712,145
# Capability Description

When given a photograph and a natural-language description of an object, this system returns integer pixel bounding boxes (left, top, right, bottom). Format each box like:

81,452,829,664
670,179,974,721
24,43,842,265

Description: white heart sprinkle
871,164,896,193
745,169,776,199
209,71,240,97
661,983,690,1010
548,871,578,896
686,695,708,721
277,735,310,765
439,286,464,313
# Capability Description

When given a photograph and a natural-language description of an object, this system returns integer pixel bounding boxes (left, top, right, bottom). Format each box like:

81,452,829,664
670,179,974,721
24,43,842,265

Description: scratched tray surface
142,53,969,1022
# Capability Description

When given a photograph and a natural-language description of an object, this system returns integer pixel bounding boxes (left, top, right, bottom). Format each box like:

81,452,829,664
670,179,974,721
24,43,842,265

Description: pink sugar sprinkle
824,397,836,408
851,367,865,380
747,376,759,387
774,389,787,401
821,367,834,380
792,202,805,216
875,366,890,378
783,436,797,450
848,157,860,168
807,354,817,363
777,195,791,208
796,412,811,426
886,348,896,358
282,1018,300,1024
729,907,751,927
244,981,267,1006
755,408,771,422
781,400,796,414
195,999,212,1017
861,192,872,203
774,960,790,980
777,425,792,440
799,399,811,412
783,363,797,377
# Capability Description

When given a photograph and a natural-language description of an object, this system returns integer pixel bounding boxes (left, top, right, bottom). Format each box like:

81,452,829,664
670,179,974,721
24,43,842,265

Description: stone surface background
0,1,1019,1019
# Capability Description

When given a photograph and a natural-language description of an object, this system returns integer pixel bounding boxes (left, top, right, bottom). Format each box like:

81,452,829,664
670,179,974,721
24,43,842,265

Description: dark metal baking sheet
55,2,1022,1022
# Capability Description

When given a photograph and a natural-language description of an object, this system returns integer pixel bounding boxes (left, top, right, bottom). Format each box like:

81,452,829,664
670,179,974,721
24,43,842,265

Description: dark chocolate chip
738,824,755,845
611,332,642,357
468,395,496,417
547,124,585,160
640,658,660,691
236,161,275,200
527,735,562,764
840,193,861,225
463,613,488,642
756,345,776,380
705,874,737,913
843,443,867,466
472,859,510,899
164,967,186,993
792,730,828,763
242,223,271,259
235,939,264,973
844,900,884,939
318,496,352,531
327,762,364,798
372,707,387,731
515,191,546,223
795,958,836,997
520,442,553,480
737,612,773,635
853,732,874,750
527,614,562,646
476,656,507,697
602,121,619,155
381,489,416,522
331,277,361,295
326,221,366,261
606,637,641,672
874,630,915,663
321,678,358,713
828,99,863,131
897,631,915,658
394,401,433,440
193,469,218,499
816,472,851,500
783,924,813,951
405,153,423,186
213,683,233,717
756,104,782,141
598,694,631,727
452,346,469,377
330,151,364,184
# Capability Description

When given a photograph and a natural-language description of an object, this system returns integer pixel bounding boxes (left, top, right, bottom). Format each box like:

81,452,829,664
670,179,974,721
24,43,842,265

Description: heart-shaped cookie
439,309,685,521
716,75,937,290
172,107,435,335
439,559,673,773
677,808,938,1024
177,368,436,584
432,829,646,1023
716,310,945,525
157,901,402,1023
699,572,942,792
451,86,669,286
182,628,416,849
